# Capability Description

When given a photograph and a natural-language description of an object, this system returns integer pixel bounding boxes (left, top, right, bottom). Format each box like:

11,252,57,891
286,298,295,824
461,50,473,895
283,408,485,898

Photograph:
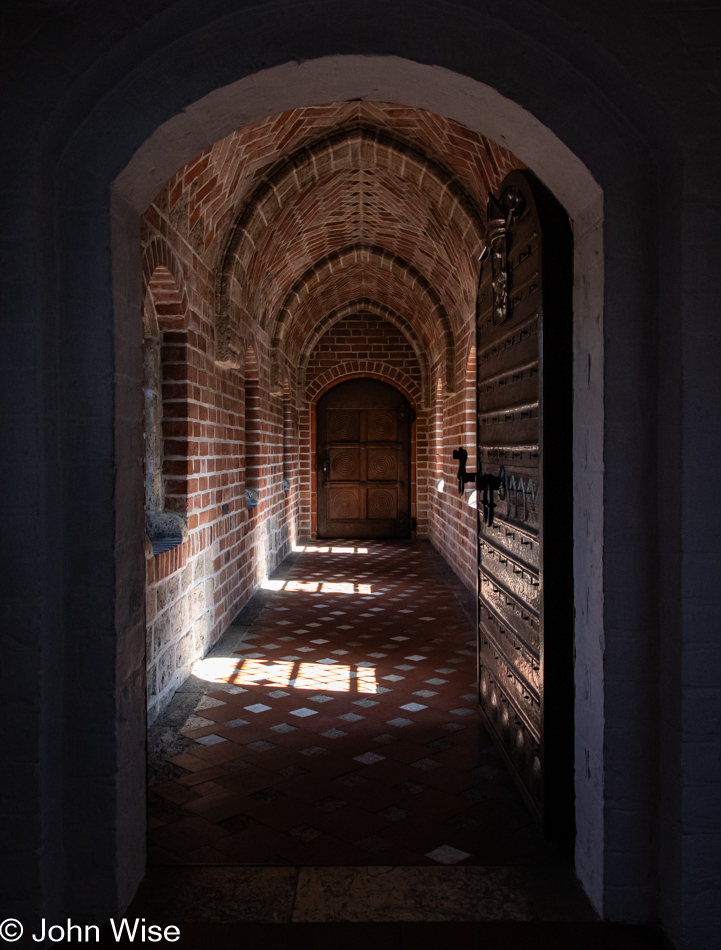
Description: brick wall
427,342,478,593
142,236,481,722
305,314,422,391
141,226,299,722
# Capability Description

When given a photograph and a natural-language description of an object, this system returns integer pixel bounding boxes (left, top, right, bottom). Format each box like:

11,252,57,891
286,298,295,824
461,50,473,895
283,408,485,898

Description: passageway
6,4,719,945
148,540,566,869
140,538,605,926
136,94,587,930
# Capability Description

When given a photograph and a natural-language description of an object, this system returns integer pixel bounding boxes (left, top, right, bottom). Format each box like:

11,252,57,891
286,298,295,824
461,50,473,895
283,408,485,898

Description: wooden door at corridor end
476,169,574,837
317,379,411,539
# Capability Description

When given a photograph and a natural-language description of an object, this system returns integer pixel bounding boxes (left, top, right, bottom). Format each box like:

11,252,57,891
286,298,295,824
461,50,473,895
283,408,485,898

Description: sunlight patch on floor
192,655,378,693
292,544,370,554
262,579,372,594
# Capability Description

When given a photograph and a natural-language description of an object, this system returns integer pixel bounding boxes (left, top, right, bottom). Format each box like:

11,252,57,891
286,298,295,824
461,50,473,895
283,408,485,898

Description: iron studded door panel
476,170,573,836
317,378,411,539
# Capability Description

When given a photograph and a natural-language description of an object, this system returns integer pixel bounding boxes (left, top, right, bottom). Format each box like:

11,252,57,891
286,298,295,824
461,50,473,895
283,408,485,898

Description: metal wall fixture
452,446,506,526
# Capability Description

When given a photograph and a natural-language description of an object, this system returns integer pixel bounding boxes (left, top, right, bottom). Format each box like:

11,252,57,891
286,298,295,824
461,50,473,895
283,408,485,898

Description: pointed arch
273,243,455,392
141,244,192,546
434,377,445,484
244,344,261,509
214,124,484,331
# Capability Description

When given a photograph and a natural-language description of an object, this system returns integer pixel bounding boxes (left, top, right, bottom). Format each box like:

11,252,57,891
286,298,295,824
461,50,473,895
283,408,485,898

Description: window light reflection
293,661,378,693
192,656,247,683
193,656,377,694
292,544,369,554
284,580,320,593
263,579,372,595
261,579,285,591
233,658,295,686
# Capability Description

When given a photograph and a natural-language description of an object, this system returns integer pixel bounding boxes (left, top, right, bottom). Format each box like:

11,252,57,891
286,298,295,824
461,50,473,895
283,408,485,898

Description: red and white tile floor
147,540,565,869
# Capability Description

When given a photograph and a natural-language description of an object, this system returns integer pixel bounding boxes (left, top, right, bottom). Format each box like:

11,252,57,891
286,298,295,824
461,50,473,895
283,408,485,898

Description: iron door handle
453,447,475,494
452,446,505,526
476,470,505,526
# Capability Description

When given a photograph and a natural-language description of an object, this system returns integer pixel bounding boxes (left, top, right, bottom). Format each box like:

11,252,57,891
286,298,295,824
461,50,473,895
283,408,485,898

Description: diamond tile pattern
148,540,559,868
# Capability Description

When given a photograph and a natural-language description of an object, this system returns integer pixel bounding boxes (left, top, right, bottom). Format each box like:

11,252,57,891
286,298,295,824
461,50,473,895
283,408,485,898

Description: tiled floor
148,540,568,870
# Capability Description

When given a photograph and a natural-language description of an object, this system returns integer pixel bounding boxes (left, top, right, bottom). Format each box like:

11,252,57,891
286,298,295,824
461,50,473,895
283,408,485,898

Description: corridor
6,5,720,947
147,541,565,870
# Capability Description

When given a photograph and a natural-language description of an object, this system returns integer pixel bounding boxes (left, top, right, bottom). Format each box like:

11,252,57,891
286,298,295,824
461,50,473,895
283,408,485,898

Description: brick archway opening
98,51,614,919
118,63,604,915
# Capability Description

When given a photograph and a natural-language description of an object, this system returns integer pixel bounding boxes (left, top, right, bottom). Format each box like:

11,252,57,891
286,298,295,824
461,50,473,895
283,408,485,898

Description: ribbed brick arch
214,124,483,357
298,298,430,404
240,166,480,331
141,244,192,523
306,361,421,405
142,238,189,330
273,243,455,391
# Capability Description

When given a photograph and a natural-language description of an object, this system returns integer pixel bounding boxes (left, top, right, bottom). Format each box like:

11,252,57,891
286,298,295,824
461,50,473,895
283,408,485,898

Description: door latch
452,446,506,526
319,444,330,484
452,447,476,494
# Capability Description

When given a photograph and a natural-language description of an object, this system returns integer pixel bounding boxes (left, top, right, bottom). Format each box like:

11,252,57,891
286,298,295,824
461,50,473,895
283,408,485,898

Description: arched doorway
42,14,665,921
316,379,412,539
107,56,607,914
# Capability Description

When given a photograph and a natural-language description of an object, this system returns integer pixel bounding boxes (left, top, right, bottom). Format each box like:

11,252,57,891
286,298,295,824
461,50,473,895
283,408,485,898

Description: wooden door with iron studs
474,169,574,837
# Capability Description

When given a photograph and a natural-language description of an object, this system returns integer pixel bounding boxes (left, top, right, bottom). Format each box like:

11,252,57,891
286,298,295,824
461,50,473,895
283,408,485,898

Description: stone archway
110,54,607,911
45,15,664,926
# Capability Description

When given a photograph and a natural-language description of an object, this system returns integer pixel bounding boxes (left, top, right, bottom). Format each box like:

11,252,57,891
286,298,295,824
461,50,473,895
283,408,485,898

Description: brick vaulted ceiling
148,102,523,394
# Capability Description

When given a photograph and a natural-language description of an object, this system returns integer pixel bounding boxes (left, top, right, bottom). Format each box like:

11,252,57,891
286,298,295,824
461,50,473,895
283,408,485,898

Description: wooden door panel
367,410,397,441
328,409,360,441
480,542,541,612
478,375,538,416
476,170,573,837
367,487,398,520
329,447,360,480
478,327,539,380
317,379,410,539
478,416,539,452
479,571,540,652
367,446,399,481
328,487,361,520
482,606,541,697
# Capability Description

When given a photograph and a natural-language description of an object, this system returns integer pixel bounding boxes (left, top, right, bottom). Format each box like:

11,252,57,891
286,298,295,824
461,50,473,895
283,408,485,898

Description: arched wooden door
316,379,411,539
476,169,574,837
